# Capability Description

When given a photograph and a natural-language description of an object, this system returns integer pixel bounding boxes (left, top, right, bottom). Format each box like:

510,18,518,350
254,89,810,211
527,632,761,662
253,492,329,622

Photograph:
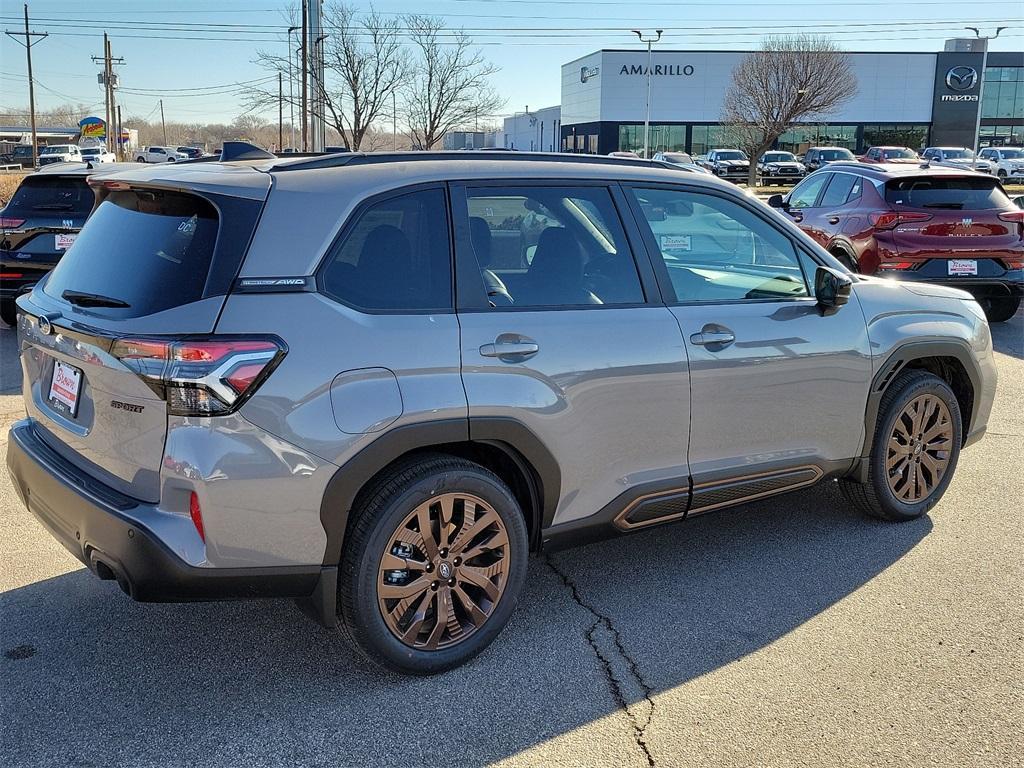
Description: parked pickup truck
134,146,187,163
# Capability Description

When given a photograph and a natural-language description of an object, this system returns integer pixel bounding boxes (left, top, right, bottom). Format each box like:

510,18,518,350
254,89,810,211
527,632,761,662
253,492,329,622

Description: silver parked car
7,149,997,674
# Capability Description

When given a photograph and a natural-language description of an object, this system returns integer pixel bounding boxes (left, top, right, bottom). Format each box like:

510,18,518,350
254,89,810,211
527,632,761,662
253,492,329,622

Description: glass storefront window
776,125,857,154
862,124,929,150
690,125,732,157
980,125,1024,147
618,124,686,156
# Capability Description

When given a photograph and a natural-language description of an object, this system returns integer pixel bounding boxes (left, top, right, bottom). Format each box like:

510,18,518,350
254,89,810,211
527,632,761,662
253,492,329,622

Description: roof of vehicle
926,146,972,151
33,161,147,176
807,146,854,151
823,161,995,179
867,146,916,151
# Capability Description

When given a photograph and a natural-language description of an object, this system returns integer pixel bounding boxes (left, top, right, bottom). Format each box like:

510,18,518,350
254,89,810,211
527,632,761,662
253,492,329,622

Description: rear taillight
110,336,286,416
189,491,205,542
0,217,26,228
1003,259,1024,270
0,272,24,279
877,261,916,271
998,211,1024,224
869,211,933,230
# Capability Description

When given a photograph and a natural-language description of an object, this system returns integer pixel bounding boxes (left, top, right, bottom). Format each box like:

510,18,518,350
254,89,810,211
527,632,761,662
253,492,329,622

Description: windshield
763,153,795,162
882,148,918,159
41,145,73,155
717,151,747,161
819,149,854,160
81,148,101,155
885,177,1010,210
4,176,93,216
999,149,1024,159
939,149,973,159
662,153,693,164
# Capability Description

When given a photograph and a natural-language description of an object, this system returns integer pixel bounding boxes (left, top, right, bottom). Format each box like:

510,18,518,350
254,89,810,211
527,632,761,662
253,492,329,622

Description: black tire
337,454,528,675
997,170,1007,179
982,295,1021,323
840,370,962,521
0,300,17,328
831,249,858,273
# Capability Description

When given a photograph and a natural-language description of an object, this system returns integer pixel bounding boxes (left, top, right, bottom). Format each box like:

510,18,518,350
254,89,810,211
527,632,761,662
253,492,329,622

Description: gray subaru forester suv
7,149,997,674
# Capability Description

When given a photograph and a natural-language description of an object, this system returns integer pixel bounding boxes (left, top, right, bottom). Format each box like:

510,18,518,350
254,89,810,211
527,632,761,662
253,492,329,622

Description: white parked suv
978,146,1024,182
134,146,187,163
37,144,82,166
921,147,994,174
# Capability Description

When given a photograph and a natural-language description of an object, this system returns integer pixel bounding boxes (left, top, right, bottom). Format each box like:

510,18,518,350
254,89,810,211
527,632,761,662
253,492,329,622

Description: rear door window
4,176,93,217
43,189,222,316
319,187,452,312
461,185,644,308
819,173,861,207
885,178,1011,209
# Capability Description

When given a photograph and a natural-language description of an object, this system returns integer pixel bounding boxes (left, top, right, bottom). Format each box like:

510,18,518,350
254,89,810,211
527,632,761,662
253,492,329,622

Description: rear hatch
884,175,1022,272
16,169,269,502
1,174,93,289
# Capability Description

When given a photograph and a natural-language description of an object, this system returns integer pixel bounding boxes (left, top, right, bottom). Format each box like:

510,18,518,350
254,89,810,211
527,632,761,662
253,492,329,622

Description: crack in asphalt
545,555,657,768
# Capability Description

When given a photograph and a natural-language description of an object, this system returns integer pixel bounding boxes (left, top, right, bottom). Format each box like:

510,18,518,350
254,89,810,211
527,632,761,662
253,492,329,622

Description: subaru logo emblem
945,66,979,92
37,315,52,335
438,562,452,579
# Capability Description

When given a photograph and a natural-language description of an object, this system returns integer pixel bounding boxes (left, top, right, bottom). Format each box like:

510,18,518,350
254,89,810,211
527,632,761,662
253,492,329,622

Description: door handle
689,328,735,347
828,216,841,225
479,335,539,359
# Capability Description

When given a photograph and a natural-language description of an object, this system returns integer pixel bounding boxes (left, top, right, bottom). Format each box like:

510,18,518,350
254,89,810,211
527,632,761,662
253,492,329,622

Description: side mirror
815,266,853,309
767,194,787,209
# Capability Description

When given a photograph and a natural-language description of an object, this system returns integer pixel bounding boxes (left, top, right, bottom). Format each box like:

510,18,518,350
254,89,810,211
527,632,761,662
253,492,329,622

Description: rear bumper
6,419,321,603
877,269,1024,299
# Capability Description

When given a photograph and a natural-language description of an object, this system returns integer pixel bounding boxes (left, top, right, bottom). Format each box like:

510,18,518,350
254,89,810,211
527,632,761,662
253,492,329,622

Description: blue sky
1,0,1021,126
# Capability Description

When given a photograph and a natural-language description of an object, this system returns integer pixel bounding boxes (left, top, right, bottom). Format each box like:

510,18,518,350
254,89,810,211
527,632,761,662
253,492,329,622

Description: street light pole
965,26,1007,170
632,29,662,159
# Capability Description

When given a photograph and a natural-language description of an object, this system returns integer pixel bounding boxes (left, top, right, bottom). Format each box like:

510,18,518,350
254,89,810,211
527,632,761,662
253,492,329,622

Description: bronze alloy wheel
377,492,510,650
886,394,954,503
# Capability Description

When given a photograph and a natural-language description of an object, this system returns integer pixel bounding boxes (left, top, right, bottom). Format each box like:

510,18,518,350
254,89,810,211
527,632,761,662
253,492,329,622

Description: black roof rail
270,150,669,173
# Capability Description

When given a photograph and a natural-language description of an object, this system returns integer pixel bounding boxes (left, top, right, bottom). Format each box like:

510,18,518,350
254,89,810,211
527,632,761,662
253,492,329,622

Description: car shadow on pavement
0,480,931,767
989,309,1024,361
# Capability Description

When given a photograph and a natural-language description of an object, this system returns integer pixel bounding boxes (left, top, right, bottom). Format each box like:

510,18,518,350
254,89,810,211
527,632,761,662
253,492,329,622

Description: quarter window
320,187,452,311
462,186,643,308
630,187,809,303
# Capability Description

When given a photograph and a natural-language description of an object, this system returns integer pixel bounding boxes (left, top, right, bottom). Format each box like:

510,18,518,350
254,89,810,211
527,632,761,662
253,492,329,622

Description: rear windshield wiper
32,203,75,210
61,290,131,308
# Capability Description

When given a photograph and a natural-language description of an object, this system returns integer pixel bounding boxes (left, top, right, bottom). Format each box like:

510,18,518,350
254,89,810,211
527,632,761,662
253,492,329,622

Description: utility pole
116,104,123,161
301,0,308,151
159,99,167,145
288,25,298,150
5,4,47,169
632,29,662,159
278,72,283,152
965,26,1007,169
91,34,124,154
392,90,397,150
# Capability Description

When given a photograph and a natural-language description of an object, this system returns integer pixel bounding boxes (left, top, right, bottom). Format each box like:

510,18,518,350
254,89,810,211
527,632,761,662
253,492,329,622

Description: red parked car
768,163,1024,322
860,146,921,164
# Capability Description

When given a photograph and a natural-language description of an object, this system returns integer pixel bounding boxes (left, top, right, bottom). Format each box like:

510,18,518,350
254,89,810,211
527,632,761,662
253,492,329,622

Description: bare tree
722,35,857,185
401,15,504,150
246,3,406,150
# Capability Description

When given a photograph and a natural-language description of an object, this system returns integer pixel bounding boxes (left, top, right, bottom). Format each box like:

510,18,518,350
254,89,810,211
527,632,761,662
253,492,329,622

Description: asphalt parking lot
0,312,1021,768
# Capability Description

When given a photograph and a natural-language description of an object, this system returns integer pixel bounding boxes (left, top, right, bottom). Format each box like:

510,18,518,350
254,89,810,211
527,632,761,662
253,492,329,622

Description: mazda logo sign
945,66,979,92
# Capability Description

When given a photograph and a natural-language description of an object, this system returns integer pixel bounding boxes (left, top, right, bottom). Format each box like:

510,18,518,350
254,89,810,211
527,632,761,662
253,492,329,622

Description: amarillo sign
78,116,106,140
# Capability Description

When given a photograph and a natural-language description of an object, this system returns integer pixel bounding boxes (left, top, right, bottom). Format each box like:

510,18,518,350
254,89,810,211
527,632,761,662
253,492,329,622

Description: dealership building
555,41,1023,156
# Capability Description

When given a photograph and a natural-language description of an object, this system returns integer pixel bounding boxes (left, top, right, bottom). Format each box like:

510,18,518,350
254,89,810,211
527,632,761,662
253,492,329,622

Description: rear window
882,148,917,159
5,176,93,217
885,177,1011,210
44,189,221,316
